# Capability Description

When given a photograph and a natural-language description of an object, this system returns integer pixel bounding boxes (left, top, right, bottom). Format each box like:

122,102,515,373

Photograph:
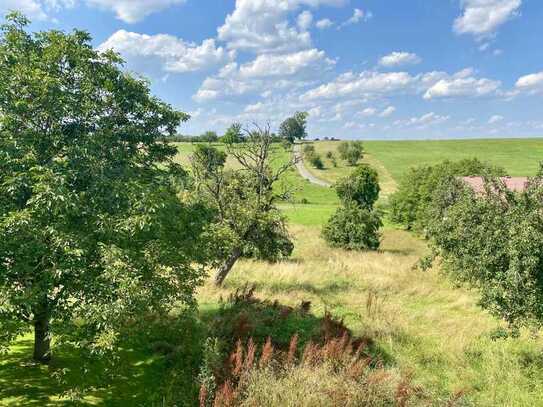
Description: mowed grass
364,138,543,181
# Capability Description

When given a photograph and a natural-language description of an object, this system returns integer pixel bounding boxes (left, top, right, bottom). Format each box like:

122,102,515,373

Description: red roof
461,177,529,193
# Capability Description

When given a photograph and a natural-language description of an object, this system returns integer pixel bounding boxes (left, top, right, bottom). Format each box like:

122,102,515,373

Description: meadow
3,138,543,406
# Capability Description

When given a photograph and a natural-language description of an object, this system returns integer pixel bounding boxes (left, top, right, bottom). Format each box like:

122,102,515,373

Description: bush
322,204,382,250
389,158,507,232
302,144,315,157
308,154,324,169
335,165,380,210
338,141,364,166
325,151,334,159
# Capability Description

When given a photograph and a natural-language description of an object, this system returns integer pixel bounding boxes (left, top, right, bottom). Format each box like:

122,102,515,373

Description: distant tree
200,131,219,142
0,14,212,363
192,144,227,175
302,144,316,157
325,151,334,159
192,126,296,286
323,164,382,250
221,123,244,144
279,111,309,143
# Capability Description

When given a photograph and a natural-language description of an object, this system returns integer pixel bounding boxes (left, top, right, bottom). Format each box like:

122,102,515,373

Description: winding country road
293,144,332,188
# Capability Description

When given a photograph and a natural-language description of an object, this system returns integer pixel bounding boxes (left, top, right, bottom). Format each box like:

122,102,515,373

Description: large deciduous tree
278,112,309,144
0,14,211,363
191,127,295,286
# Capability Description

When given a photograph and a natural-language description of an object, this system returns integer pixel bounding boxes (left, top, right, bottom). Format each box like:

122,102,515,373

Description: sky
2,0,543,140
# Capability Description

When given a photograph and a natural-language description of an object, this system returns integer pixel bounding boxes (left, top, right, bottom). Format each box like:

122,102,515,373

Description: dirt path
293,144,332,187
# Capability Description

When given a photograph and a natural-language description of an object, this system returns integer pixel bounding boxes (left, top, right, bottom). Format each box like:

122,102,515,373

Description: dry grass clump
205,334,431,407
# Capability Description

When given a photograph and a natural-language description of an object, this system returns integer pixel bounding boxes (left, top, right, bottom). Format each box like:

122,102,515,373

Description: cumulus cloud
515,71,543,94
4,0,185,22
454,0,521,38
339,8,370,28
99,30,232,74
316,18,334,29
488,114,504,124
423,68,501,99
396,112,450,128
379,106,396,117
379,52,421,67
301,71,415,101
217,0,345,53
86,0,185,23
297,10,313,30
194,48,333,102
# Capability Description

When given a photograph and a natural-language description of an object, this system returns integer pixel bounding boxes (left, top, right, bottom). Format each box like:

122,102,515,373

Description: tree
424,173,543,330
389,158,507,232
279,111,309,144
335,165,380,210
200,131,219,142
221,123,244,144
0,14,212,363
322,164,382,250
191,126,296,286
308,154,324,169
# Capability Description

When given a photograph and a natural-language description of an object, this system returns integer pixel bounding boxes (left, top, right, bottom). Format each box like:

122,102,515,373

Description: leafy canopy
389,158,506,232
0,13,211,359
335,165,380,210
424,173,543,330
279,111,309,143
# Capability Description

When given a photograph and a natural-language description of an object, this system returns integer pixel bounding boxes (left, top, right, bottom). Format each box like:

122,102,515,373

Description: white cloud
297,10,313,30
86,0,185,23
396,112,450,128
194,48,333,102
379,52,421,67
238,49,334,78
423,68,501,99
217,0,345,53
454,0,521,38
339,8,369,28
361,107,377,116
488,114,504,124
1,0,47,20
301,71,415,101
379,106,396,117
316,18,334,29
515,71,543,94
99,30,231,74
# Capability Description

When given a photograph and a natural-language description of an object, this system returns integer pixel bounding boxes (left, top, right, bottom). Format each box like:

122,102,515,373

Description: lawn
4,139,543,406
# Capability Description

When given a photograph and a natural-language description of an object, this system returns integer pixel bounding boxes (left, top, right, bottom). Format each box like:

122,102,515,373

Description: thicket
322,165,382,250
389,158,507,232
338,141,364,166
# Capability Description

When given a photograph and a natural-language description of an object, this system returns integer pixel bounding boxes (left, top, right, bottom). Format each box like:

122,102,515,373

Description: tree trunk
214,247,242,286
33,307,51,364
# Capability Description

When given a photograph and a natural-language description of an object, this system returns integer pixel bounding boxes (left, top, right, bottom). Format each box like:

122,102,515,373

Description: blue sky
3,0,543,139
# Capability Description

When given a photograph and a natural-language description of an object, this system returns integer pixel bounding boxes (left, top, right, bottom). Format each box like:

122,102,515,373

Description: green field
4,138,543,406
303,138,543,194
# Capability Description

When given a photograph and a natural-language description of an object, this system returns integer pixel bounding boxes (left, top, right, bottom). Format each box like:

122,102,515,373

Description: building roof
461,177,529,194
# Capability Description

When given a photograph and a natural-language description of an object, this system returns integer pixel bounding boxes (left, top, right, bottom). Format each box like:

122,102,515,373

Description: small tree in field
338,141,363,166
322,165,382,250
192,126,296,286
0,14,212,363
279,111,309,144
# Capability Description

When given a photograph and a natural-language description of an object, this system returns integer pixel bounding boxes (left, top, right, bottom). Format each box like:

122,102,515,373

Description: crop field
3,138,543,406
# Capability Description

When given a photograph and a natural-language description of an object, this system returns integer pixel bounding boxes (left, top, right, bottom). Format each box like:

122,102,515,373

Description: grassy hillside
303,139,543,193
4,139,543,406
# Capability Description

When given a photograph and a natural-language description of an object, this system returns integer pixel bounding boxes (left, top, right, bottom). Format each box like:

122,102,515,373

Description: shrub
322,204,382,250
389,158,507,232
302,144,316,157
308,153,324,169
338,141,364,166
325,151,334,159
335,165,380,209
